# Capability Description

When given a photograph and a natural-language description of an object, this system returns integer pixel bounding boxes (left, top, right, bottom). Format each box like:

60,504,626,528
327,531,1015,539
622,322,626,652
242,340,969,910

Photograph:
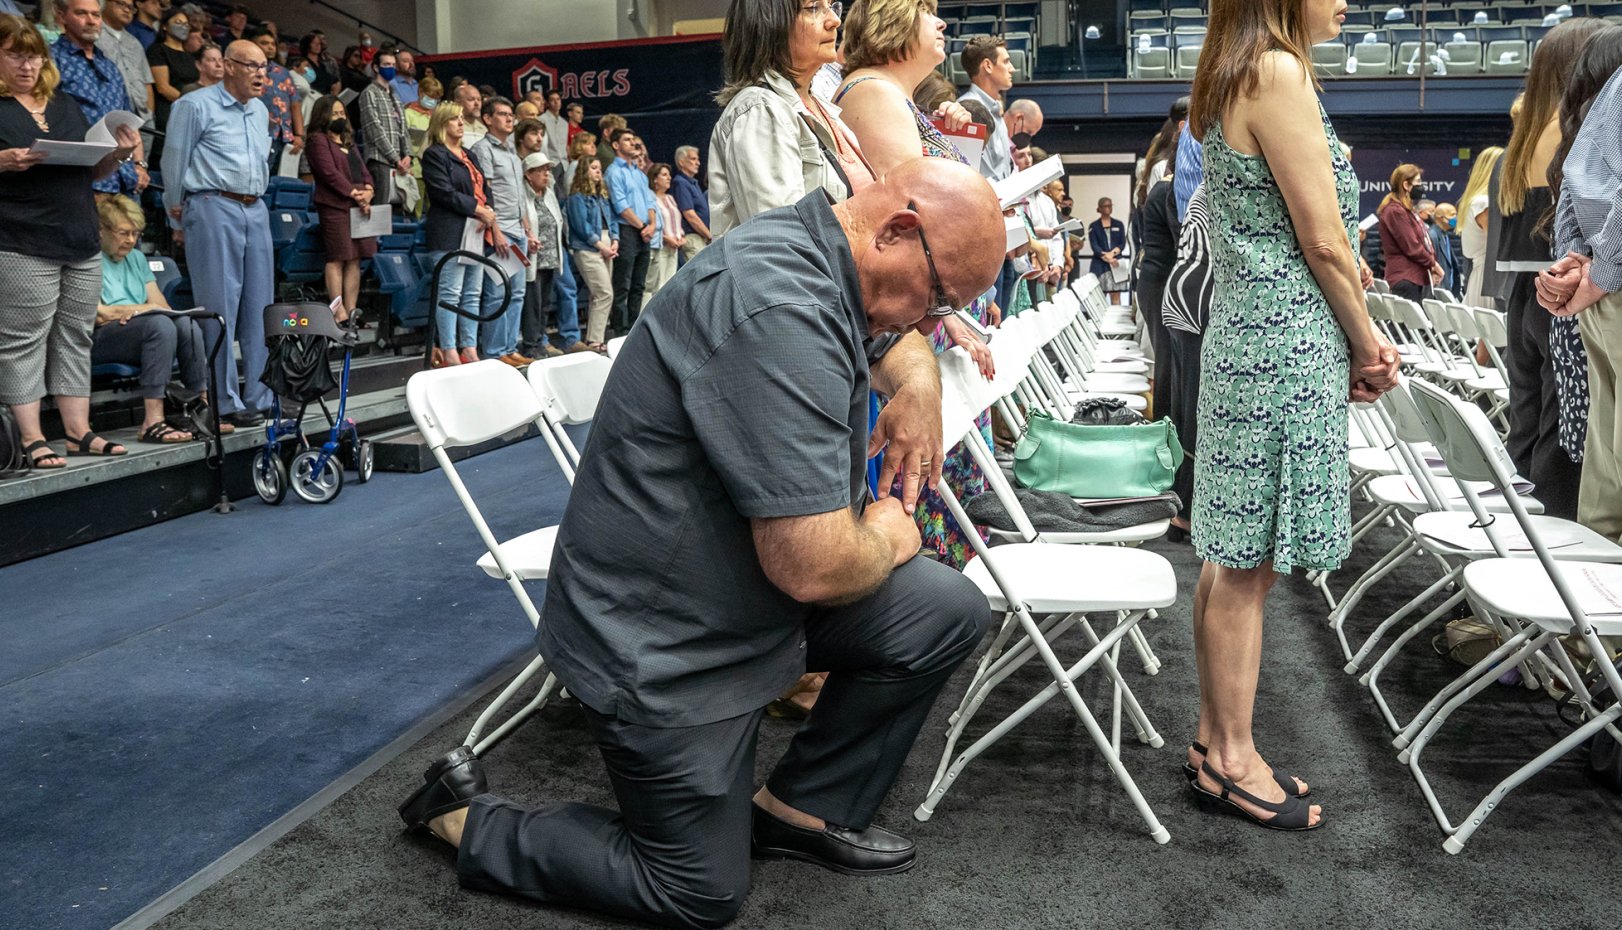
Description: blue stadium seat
1003,16,1036,34
148,254,185,306
266,177,313,212
1003,1,1039,19
1478,25,1525,42
964,3,1002,17
371,251,426,326
1130,0,1167,13
269,209,306,251
277,224,327,288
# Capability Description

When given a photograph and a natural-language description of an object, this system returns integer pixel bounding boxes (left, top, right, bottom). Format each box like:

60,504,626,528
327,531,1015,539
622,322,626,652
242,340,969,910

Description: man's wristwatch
135,159,148,169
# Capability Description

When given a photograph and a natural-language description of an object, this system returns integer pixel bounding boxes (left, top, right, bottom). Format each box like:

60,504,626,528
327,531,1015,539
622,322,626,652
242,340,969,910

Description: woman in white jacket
707,0,872,237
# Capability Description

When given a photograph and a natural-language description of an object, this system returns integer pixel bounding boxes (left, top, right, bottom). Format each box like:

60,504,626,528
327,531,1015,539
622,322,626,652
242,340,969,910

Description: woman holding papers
421,101,495,368
305,94,376,326
0,14,142,467
91,195,211,444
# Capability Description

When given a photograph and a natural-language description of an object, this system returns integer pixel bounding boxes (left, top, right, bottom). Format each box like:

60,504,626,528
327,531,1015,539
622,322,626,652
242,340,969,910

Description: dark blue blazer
421,143,492,253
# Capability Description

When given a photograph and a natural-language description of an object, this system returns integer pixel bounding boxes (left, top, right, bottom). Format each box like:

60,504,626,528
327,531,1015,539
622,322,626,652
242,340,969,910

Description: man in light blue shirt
162,40,274,426
604,128,659,333
390,49,419,106
957,36,1015,183
469,96,533,364
1173,126,1204,223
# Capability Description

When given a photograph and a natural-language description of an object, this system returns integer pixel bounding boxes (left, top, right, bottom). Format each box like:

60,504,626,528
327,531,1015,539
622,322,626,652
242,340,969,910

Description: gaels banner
424,35,725,165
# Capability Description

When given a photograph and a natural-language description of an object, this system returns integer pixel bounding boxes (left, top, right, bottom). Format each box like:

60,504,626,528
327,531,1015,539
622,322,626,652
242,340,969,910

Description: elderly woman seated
90,195,217,444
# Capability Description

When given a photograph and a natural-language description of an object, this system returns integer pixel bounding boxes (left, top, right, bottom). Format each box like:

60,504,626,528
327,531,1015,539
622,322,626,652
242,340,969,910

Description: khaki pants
572,248,614,345
1579,291,1622,541
679,236,707,264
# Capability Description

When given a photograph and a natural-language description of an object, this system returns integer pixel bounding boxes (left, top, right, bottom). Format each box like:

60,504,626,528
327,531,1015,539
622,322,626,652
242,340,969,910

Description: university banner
1349,146,1482,220
423,35,725,167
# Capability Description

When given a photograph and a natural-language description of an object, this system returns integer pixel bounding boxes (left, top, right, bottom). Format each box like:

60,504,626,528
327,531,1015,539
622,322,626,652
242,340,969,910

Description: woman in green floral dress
1183,0,1400,832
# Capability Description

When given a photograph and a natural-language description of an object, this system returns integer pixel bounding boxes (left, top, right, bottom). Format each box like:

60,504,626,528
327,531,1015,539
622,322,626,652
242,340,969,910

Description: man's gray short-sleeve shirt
537,193,872,728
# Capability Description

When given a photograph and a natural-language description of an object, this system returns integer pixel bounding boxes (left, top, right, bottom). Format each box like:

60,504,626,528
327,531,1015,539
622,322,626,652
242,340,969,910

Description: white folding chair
605,335,628,359
913,347,1178,844
1348,384,1621,738
1402,380,1622,853
405,360,571,755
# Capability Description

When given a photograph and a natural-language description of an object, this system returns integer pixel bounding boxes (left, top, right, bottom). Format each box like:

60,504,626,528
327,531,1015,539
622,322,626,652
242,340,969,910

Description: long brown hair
1379,163,1423,212
1188,0,1318,141
1499,17,1605,216
1543,25,1622,234
569,156,606,198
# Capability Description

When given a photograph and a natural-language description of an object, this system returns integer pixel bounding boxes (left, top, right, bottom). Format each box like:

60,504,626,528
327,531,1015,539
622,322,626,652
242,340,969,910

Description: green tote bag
1011,410,1184,500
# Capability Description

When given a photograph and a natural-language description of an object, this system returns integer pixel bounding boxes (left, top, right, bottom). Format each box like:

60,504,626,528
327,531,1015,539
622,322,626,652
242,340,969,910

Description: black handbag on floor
1557,654,1622,793
0,404,29,478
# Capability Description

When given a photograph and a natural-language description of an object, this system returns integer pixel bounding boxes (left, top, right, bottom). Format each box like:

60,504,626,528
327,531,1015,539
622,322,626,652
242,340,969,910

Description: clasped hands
1350,335,1402,404
1537,251,1608,318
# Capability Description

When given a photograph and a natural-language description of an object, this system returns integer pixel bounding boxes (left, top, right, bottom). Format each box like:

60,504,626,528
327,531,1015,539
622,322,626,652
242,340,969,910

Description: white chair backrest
533,353,613,425
407,360,546,450
606,335,628,359
1472,306,1508,347
1408,380,1515,488
937,346,1039,543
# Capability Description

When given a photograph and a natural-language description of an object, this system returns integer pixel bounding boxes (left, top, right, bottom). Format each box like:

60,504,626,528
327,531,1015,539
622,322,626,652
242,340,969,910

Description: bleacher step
372,422,545,474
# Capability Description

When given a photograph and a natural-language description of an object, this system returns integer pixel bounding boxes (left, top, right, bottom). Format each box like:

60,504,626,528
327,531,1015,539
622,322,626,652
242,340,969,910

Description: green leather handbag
1011,410,1184,500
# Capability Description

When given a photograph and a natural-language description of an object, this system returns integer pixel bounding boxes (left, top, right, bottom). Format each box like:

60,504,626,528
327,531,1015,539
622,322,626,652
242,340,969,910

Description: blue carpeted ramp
0,438,572,930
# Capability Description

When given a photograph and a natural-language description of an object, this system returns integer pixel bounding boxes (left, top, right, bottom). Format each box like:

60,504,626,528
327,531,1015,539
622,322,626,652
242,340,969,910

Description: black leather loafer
398,747,488,834
750,805,916,875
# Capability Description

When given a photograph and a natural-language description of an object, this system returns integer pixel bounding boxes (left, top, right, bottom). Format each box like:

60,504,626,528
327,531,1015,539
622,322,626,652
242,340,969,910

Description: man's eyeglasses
908,200,955,318
226,57,269,73
801,1,843,19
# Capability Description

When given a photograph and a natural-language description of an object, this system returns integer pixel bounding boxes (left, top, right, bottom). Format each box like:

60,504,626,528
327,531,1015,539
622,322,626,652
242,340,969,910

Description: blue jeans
554,253,581,345
434,254,484,350
478,261,528,359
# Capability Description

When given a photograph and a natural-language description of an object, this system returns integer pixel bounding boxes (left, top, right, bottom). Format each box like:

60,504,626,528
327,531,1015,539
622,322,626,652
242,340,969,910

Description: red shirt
1378,199,1438,289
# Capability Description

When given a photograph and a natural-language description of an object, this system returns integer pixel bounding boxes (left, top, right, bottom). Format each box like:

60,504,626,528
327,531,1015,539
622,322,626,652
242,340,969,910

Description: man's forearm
869,330,939,398
619,207,641,227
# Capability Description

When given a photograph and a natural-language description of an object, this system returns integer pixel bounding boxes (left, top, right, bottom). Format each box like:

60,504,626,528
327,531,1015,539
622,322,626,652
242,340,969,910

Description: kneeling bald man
400,157,1008,929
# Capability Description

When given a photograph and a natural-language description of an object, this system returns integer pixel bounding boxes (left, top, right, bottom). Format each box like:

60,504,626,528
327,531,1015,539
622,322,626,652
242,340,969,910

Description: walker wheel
355,440,374,483
290,449,344,504
252,447,287,505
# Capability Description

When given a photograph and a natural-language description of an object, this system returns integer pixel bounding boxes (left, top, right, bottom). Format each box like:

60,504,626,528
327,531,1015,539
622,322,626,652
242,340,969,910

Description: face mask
419,95,437,108
1010,131,1032,148
168,22,189,40
378,66,396,81
301,68,316,82
1446,217,1456,230
361,36,374,47
329,118,350,134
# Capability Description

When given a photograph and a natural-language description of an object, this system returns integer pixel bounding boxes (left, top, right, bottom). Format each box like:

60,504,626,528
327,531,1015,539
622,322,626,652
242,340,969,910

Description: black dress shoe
224,410,265,428
750,805,916,875
398,747,488,834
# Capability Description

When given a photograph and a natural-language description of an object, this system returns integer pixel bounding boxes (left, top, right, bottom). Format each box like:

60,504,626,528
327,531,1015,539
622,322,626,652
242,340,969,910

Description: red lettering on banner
560,73,577,98
580,71,596,95
612,69,631,96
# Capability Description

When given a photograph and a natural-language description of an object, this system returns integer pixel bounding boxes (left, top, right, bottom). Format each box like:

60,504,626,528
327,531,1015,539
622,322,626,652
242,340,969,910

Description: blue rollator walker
250,302,373,505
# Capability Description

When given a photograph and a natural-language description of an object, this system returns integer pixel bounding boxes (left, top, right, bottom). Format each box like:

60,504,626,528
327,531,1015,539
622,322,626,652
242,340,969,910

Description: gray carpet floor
151,523,1622,930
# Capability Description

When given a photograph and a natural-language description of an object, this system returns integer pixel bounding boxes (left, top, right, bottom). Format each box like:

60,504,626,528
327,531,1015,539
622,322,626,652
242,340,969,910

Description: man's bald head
222,38,267,103
1006,98,1043,140
835,158,1005,336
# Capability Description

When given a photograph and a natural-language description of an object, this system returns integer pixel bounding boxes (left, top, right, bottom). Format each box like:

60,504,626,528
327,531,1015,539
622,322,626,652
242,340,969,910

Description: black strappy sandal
64,432,126,457
138,422,193,445
24,440,66,469
1182,741,1309,798
1191,761,1323,832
